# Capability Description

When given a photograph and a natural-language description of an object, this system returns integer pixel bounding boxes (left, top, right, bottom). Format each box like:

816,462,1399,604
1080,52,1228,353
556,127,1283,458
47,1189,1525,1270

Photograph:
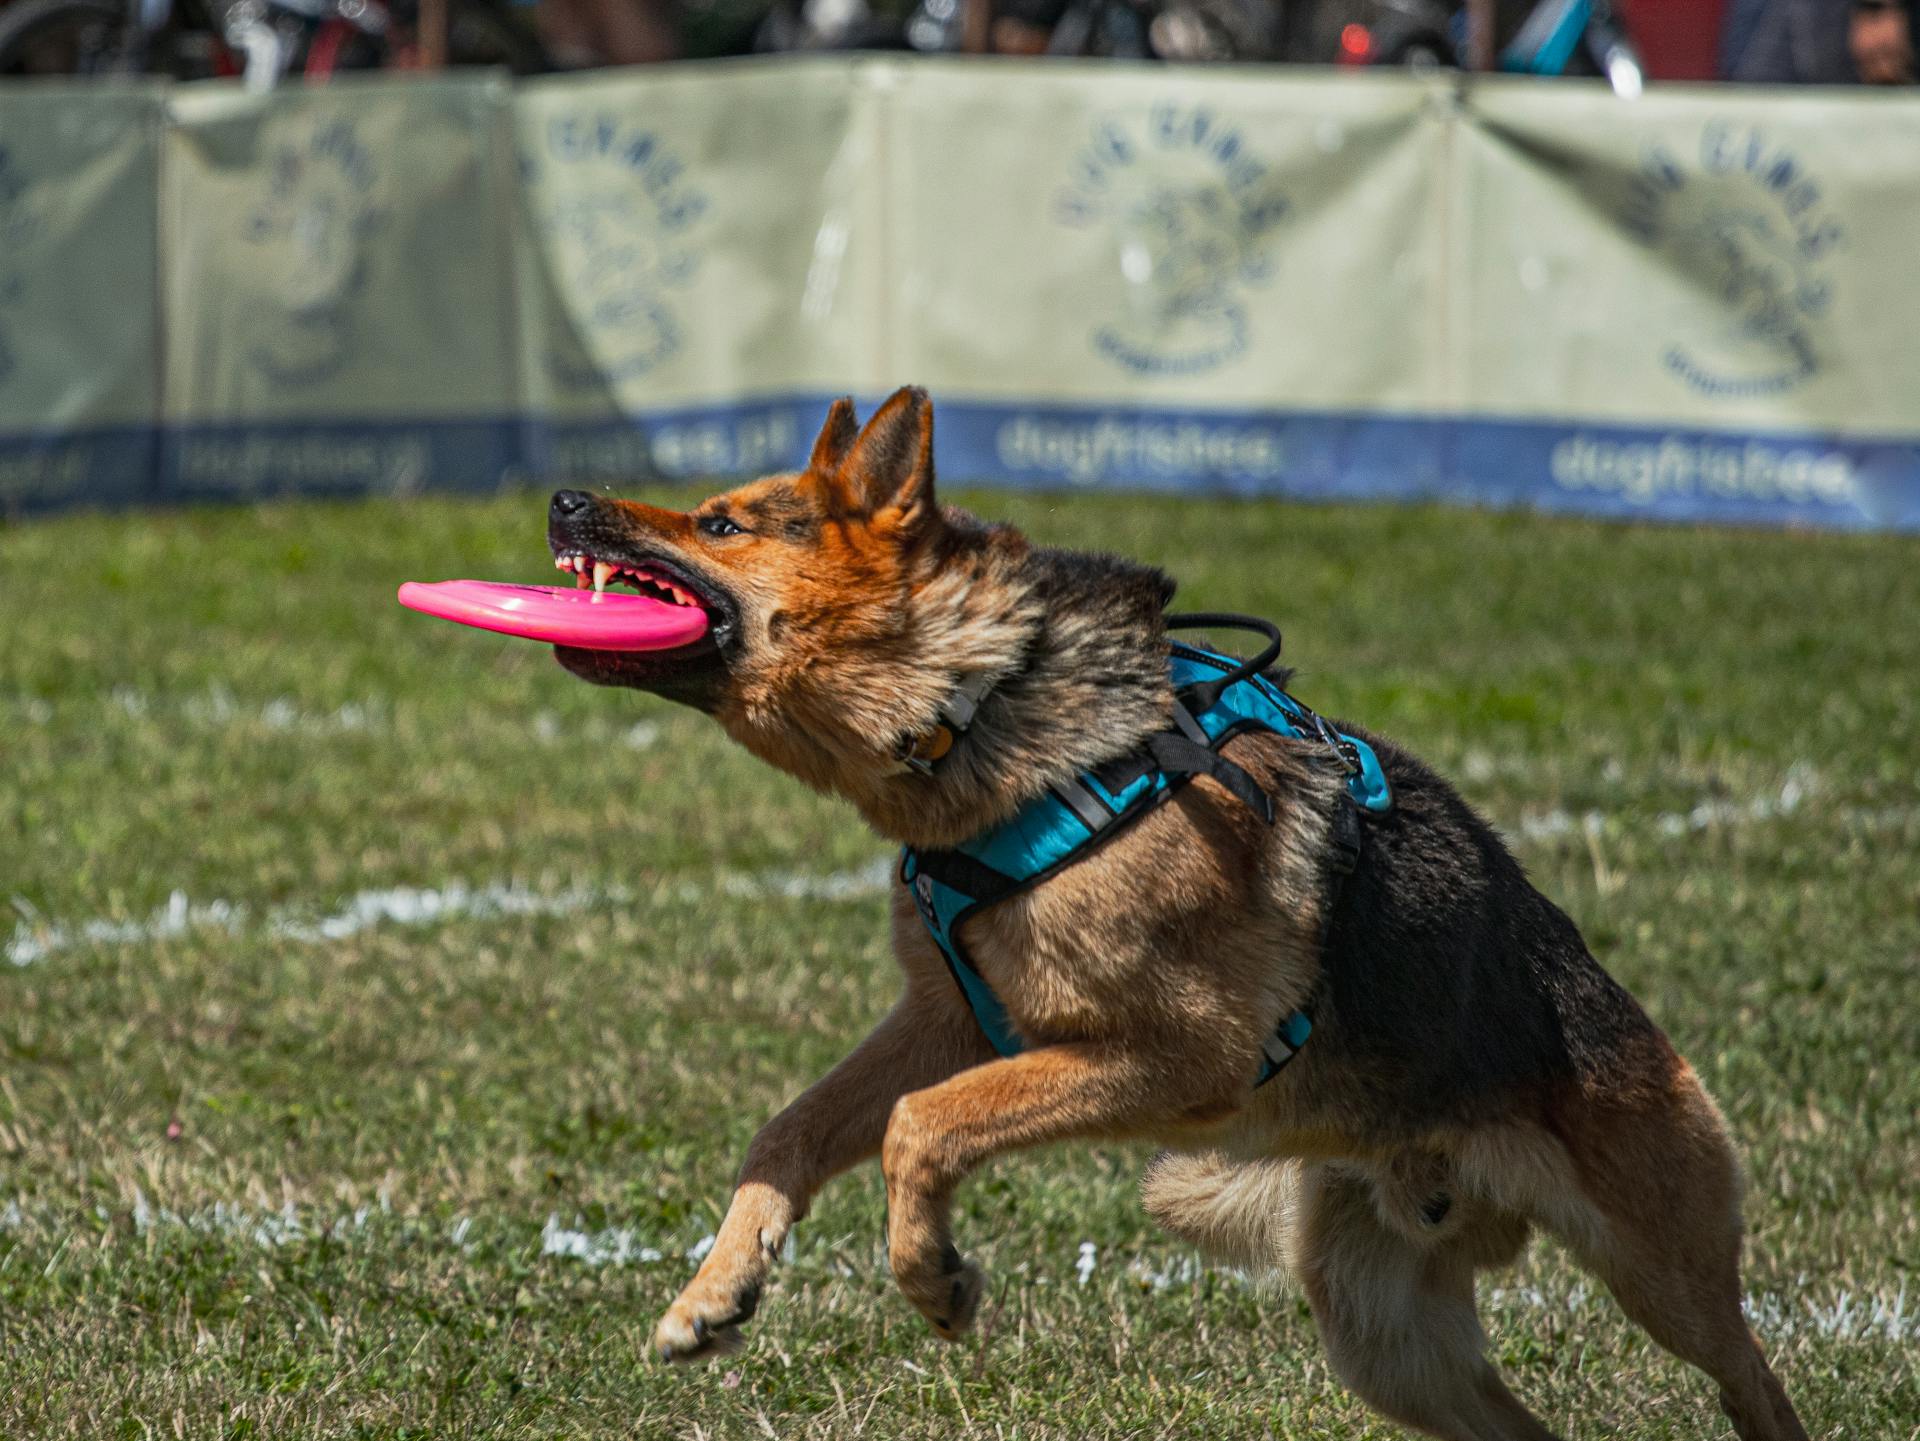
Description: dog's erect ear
837,385,936,527
808,396,859,475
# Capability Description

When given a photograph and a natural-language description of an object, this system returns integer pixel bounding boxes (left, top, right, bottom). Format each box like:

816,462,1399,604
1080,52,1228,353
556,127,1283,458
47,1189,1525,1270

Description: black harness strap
1087,748,1154,794
1167,613,1283,714
1328,791,1364,876
905,846,1022,906
1144,731,1276,825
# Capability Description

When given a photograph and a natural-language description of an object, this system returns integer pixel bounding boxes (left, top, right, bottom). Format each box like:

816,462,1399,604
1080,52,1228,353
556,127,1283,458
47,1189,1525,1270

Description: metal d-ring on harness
899,613,1392,1087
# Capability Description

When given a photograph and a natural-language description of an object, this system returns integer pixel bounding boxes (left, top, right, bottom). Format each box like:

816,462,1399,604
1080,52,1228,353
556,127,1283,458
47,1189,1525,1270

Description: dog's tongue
397,580,709,652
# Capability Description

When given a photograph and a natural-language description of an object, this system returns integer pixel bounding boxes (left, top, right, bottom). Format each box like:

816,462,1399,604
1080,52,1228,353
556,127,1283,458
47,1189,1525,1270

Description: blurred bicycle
0,0,547,81
761,0,1640,82
1328,0,1645,94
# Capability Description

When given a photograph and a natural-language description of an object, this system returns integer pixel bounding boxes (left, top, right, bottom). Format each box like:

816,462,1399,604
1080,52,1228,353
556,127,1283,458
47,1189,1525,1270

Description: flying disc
396,580,709,651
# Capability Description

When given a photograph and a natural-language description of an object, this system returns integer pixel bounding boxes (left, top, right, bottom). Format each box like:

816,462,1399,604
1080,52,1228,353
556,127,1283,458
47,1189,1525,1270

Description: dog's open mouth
552,550,711,613
545,544,739,707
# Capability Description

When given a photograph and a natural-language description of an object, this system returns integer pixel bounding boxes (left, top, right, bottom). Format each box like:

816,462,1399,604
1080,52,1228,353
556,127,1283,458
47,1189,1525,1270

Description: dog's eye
698,514,745,539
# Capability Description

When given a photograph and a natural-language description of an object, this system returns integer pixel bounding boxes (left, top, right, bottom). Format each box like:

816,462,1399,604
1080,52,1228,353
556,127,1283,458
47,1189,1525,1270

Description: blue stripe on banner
930,399,1920,533
1445,417,1920,531
159,417,535,507
6,400,1917,533
527,396,834,483
0,427,158,515
934,402,1451,502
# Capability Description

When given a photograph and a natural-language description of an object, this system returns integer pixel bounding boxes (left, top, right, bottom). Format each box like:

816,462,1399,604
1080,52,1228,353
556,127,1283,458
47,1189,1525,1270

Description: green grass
1,489,1916,1440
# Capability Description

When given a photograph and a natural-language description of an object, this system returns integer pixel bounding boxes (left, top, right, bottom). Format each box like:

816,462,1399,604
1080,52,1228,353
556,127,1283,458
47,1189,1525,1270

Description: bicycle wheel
0,0,138,74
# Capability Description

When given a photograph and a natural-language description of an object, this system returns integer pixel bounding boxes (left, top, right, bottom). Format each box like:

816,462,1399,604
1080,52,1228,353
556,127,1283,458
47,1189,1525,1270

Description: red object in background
1338,22,1374,63
1618,0,1726,80
306,16,354,77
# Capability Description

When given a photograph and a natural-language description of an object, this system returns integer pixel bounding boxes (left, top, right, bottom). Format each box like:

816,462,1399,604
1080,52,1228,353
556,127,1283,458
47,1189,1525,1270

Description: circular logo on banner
524,114,709,388
242,119,388,388
1054,105,1289,378
1622,123,1843,400
0,144,44,388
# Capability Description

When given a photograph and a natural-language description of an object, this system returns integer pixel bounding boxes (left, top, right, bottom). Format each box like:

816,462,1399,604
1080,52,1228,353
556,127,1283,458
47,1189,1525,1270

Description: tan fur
548,391,1807,1441
1141,1150,1304,1271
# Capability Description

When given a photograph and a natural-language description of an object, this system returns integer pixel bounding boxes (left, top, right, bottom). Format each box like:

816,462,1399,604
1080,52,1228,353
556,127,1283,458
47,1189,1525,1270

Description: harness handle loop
1165,612,1284,713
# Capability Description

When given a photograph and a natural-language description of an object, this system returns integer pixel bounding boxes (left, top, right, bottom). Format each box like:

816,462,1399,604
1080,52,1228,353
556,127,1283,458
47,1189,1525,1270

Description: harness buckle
1301,706,1363,777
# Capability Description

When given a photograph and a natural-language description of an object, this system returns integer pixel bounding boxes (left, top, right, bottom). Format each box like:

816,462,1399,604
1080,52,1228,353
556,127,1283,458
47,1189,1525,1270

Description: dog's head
547,387,1012,789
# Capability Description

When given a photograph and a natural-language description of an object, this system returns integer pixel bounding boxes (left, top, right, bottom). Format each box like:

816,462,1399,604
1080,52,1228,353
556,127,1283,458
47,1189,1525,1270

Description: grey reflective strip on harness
1049,777,1112,833
942,670,997,731
1169,700,1209,745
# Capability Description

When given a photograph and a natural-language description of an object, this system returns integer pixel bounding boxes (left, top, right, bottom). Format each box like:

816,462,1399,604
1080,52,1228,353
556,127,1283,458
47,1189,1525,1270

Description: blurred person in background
537,0,679,63
536,0,783,63
1720,0,1915,82
1849,0,1915,77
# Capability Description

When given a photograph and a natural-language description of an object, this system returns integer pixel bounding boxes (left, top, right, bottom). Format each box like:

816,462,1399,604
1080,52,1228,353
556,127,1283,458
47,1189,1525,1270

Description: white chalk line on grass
11,765,1917,968
18,687,665,754
0,1198,1909,1346
4,859,896,968
1512,765,1916,845
1513,764,1816,844
536,1216,794,1268
4,881,604,967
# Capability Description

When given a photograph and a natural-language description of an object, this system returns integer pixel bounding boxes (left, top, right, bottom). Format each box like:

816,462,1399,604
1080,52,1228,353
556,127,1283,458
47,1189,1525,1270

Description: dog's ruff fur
545,389,1808,1441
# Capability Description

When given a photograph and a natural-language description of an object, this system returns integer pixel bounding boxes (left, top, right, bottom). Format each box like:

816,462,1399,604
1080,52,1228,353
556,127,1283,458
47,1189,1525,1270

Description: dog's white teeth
593,561,612,594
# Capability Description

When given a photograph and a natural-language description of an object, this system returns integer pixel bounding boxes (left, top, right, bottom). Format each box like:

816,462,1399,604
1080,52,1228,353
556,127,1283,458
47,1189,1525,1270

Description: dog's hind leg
1548,1065,1809,1441
1293,1164,1562,1441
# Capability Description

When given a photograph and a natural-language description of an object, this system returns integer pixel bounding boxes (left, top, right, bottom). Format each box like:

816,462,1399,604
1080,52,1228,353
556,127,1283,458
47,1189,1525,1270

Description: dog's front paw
897,1246,987,1341
652,1279,762,1364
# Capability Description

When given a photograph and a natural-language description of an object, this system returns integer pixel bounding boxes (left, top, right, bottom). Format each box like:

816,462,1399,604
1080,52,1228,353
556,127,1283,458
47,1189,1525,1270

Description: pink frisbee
397,580,710,651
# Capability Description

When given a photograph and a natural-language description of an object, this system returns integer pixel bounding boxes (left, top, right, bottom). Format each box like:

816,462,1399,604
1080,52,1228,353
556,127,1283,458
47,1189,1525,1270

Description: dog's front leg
882,1042,1230,1340
653,998,989,1362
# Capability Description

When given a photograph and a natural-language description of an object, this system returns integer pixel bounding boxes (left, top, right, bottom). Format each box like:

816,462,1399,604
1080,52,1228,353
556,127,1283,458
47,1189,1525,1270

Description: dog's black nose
550,489,594,520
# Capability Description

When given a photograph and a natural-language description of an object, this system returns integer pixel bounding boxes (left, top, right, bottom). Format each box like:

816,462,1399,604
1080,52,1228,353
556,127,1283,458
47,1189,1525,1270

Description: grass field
2,488,1917,1440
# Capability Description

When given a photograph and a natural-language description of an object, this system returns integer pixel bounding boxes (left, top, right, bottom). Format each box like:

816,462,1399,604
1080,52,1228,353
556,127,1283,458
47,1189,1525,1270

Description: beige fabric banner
1447,78,1920,523
884,65,1444,412
512,61,883,479
0,85,163,508
0,62,1914,527
877,63,1447,495
161,74,519,500
1455,80,1920,430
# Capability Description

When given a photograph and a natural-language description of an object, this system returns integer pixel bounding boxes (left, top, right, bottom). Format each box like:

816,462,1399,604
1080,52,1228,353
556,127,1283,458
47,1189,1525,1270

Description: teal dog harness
900,615,1391,1086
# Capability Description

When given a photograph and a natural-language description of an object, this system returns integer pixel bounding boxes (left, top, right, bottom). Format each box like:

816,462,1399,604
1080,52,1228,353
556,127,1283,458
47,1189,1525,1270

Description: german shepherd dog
545,389,1807,1441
